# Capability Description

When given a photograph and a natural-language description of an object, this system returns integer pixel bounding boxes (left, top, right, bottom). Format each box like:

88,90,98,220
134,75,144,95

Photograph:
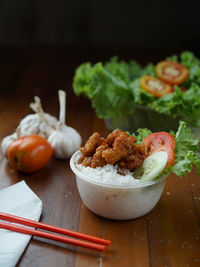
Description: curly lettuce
170,121,200,176
73,61,134,119
169,51,200,87
73,51,200,127
133,121,200,178
131,128,152,144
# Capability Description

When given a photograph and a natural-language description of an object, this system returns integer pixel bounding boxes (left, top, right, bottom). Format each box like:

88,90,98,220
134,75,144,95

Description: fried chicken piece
135,143,146,155
90,143,109,168
78,129,146,172
118,143,146,171
82,132,101,156
118,153,145,171
96,142,110,152
106,129,126,145
91,151,106,168
98,137,105,146
126,135,137,151
81,156,93,167
77,154,85,164
102,134,129,165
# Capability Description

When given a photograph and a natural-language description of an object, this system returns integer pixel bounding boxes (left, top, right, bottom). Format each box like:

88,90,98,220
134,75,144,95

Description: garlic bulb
48,90,81,159
1,132,18,156
17,96,58,139
1,96,58,156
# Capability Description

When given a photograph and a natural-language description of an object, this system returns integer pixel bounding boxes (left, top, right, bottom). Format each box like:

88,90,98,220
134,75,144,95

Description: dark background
1,0,200,53
0,0,200,97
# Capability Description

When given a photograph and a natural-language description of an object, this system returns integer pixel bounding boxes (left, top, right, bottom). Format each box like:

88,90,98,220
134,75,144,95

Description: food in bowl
73,51,200,132
70,121,200,220
71,151,168,220
78,129,146,171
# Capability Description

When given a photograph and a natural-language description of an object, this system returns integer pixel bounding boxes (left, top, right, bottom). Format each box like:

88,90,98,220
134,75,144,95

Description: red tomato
142,132,176,167
156,61,189,85
140,76,173,97
7,135,53,173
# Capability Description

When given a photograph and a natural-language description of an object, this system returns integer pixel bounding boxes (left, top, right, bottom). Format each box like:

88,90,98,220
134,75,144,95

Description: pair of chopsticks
0,212,110,251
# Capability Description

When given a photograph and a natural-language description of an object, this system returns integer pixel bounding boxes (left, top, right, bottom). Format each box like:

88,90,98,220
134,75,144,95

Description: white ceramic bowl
70,151,167,220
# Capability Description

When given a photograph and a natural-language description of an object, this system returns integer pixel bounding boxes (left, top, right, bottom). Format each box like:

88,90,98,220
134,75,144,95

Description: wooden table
0,47,199,267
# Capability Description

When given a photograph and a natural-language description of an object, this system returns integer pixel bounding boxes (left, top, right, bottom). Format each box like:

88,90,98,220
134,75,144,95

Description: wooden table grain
0,47,199,267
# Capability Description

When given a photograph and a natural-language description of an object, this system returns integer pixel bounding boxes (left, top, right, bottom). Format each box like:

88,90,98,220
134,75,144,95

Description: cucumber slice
134,151,168,182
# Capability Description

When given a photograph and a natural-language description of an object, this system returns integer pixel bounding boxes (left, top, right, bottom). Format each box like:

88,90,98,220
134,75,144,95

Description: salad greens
73,51,200,127
133,121,200,178
132,128,152,144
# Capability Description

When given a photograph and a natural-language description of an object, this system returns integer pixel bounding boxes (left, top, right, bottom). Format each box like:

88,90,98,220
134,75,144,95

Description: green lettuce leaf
130,78,155,105
131,128,152,144
170,121,200,176
151,121,200,179
150,83,200,127
181,51,200,87
73,51,200,127
73,61,134,118
167,51,200,87
133,121,200,181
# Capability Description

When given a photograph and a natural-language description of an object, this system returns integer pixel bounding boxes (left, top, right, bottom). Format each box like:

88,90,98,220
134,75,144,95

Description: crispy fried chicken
78,129,146,171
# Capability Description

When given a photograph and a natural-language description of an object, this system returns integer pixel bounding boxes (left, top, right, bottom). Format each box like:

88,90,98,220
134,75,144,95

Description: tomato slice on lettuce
156,61,189,85
142,132,175,167
140,76,173,97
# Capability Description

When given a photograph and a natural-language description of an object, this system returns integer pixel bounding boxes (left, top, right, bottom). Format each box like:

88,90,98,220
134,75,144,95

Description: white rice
76,163,141,185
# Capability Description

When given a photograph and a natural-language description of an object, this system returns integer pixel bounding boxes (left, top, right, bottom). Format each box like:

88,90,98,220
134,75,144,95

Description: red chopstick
0,221,106,251
0,212,110,251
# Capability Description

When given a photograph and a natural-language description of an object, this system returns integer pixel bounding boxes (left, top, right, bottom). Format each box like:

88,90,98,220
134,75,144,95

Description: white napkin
0,181,42,267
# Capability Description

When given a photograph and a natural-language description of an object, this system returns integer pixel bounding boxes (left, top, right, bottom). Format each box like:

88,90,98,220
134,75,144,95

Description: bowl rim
70,151,168,189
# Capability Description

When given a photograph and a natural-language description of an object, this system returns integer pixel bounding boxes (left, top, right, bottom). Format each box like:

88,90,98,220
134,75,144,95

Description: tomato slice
156,61,189,85
140,76,173,97
142,132,176,167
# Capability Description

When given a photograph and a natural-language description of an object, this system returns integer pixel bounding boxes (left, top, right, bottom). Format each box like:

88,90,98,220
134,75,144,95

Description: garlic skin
48,90,82,159
1,132,17,156
17,113,57,139
48,123,81,159
16,96,58,139
1,95,58,156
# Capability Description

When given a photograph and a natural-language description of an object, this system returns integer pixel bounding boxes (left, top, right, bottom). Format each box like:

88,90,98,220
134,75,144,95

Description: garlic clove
1,132,17,156
47,90,82,159
1,94,59,158
17,113,57,139
48,125,82,159
16,114,41,137
38,113,58,138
